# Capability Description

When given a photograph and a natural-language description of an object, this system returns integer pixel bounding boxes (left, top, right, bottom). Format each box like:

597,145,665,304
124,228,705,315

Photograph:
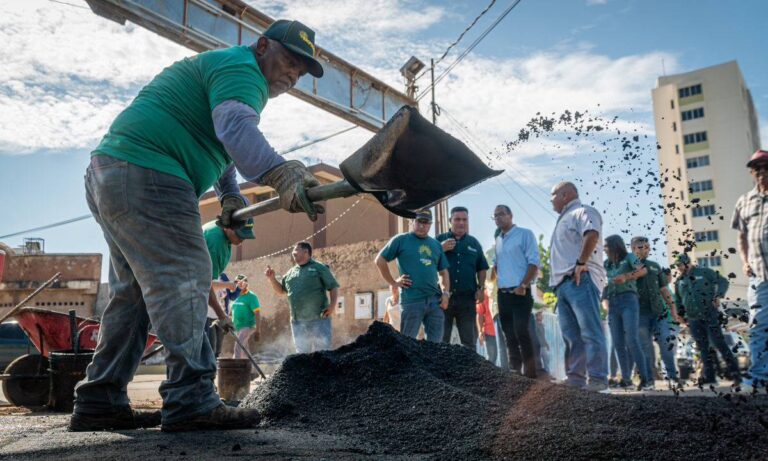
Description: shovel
232,106,502,220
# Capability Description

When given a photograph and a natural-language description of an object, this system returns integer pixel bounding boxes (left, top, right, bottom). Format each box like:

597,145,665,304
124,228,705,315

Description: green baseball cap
263,19,324,78
235,218,255,240
674,253,691,266
414,209,433,222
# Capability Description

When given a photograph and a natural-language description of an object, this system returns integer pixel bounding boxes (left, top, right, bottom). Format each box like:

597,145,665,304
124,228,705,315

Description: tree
536,233,552,295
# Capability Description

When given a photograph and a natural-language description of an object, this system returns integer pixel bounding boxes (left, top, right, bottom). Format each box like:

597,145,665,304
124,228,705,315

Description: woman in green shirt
602,235,653,390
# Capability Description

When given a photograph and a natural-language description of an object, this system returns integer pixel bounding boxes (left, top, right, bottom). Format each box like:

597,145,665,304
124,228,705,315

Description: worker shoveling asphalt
241,321,768,459
68,15,500,433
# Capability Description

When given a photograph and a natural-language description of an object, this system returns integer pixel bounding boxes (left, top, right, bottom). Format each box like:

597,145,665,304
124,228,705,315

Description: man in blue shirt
493,205,540,378
376,209,451,341
437,207,489,348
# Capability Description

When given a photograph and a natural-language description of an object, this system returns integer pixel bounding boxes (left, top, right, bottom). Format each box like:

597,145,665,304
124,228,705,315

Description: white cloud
586,0,609,5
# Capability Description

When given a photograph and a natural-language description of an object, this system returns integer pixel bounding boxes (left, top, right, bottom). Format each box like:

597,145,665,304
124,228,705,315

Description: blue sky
1,0,766,279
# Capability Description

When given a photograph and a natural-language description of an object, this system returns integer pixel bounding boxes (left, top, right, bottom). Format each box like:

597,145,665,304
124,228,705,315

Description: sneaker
618,380,633,389
584,381,610,393
69,407,161,431
161,404,260,432
639,381,656,391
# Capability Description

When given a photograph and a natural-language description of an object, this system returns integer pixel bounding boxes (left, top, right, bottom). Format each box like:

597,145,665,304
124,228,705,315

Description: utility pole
431,58,449,235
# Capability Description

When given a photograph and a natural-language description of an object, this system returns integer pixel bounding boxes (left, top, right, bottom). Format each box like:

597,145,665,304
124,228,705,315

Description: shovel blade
340,106,502,218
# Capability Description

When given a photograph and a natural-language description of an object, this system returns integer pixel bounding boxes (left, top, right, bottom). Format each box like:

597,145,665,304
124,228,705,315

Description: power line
440,106,552,200
415,1,498,82
0,126,360,239
48,0,89,9
0,215,92,239
417,0,524,101
439,107,556,219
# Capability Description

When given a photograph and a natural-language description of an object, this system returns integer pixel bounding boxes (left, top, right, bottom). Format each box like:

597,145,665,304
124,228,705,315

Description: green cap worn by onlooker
674,253,691,266
234,218,256,240
414,209,433,221
263,19,324,78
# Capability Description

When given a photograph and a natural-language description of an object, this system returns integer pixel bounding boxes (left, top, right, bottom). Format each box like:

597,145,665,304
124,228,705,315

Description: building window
683,214,687,225
698,256,722,268
679,84,703,98
671,99,675,109
681,107,705,121
695,230,719,242
673,121,677,132
683,131,708,145
686,155,710,168
692,204,717,217
689,179,713,193
675,144,680,154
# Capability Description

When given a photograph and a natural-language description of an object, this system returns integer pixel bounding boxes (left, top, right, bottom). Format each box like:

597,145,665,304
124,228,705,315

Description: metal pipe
232,181,359,220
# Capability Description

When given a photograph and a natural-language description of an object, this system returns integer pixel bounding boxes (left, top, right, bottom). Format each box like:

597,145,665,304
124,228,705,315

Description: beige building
652,61,762,300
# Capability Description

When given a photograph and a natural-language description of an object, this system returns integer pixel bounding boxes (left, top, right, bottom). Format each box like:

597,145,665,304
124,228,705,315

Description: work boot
161,404,261,432
69,407,161,431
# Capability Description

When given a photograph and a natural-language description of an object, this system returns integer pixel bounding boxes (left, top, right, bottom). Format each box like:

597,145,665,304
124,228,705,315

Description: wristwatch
575,259,586,266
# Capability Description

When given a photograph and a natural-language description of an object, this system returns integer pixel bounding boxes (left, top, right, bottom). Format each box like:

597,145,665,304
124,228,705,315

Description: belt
498,287,529,294
553,275,573,292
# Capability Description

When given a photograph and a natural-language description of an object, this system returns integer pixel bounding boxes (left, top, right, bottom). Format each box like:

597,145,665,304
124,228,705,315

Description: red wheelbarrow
0,307,158,408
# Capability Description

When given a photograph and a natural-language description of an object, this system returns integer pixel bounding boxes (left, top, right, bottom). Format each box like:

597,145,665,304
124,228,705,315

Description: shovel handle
229,330,267,380
0,272,61,324
231,180,359,221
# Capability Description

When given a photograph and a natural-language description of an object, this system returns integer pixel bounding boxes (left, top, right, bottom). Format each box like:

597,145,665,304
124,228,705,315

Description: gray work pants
75,156,221,424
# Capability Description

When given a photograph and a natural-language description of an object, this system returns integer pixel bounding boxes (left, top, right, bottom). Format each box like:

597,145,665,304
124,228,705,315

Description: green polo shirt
92,46,269,197
603,254,642,299
280,259,339,322
203,221,232,279
635,259,668,316
436,232,489,295
379,232,450,304
673,266,729,320
231,291,260,330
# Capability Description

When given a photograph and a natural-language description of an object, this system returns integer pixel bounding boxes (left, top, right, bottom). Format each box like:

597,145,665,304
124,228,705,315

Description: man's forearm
208,287,227,320
439,270,450,293
521,264,538,287
738,231,750,267
268,277,286,294
477,270,487,290
376,256,397,285
328,287,339,310
579,231,599,263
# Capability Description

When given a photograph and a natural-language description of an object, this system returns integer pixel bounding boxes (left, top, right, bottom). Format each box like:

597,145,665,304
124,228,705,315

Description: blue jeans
638,313,678,380
400,296,444,342
688,311,739,383
608,292,650,383
494,315,509,370
76,156,220,424
291,318,332,353
748,278,768,385
555,273,608,386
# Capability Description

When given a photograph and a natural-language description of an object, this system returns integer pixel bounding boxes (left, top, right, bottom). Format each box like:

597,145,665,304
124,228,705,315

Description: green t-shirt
280,260,339,321
379,232,450,304
673,266,729,320
635,259,668,315
203,221,232,279
603,253,642,299
92,46,269,197
231,291,260,330
436,232,489,294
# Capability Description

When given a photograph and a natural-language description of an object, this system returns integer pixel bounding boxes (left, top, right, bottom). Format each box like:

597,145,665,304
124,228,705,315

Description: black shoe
161,404,260,432
69,407,161,431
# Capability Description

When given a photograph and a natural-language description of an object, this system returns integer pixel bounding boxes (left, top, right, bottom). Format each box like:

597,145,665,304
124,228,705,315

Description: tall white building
652,61,761,300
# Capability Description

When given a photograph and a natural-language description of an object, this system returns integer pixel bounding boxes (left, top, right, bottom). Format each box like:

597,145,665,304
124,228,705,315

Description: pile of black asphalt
241,321,768,460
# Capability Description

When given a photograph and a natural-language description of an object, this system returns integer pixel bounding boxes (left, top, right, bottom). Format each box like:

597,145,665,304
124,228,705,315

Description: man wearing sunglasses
732,149,768,392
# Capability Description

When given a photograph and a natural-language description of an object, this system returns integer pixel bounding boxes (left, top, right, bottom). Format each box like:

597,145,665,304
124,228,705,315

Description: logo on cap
299,30,315,56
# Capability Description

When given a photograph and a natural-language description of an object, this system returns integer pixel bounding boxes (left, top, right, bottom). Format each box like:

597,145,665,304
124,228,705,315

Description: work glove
261,160,325,221
216,195,246,229
212,318,235,334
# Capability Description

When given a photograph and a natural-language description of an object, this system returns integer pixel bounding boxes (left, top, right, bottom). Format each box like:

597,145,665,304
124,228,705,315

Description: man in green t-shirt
265,241,339,353
72,20,327,433
375,209,451,342
672,254,740,385
229,275,261,359
203,218,255,357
